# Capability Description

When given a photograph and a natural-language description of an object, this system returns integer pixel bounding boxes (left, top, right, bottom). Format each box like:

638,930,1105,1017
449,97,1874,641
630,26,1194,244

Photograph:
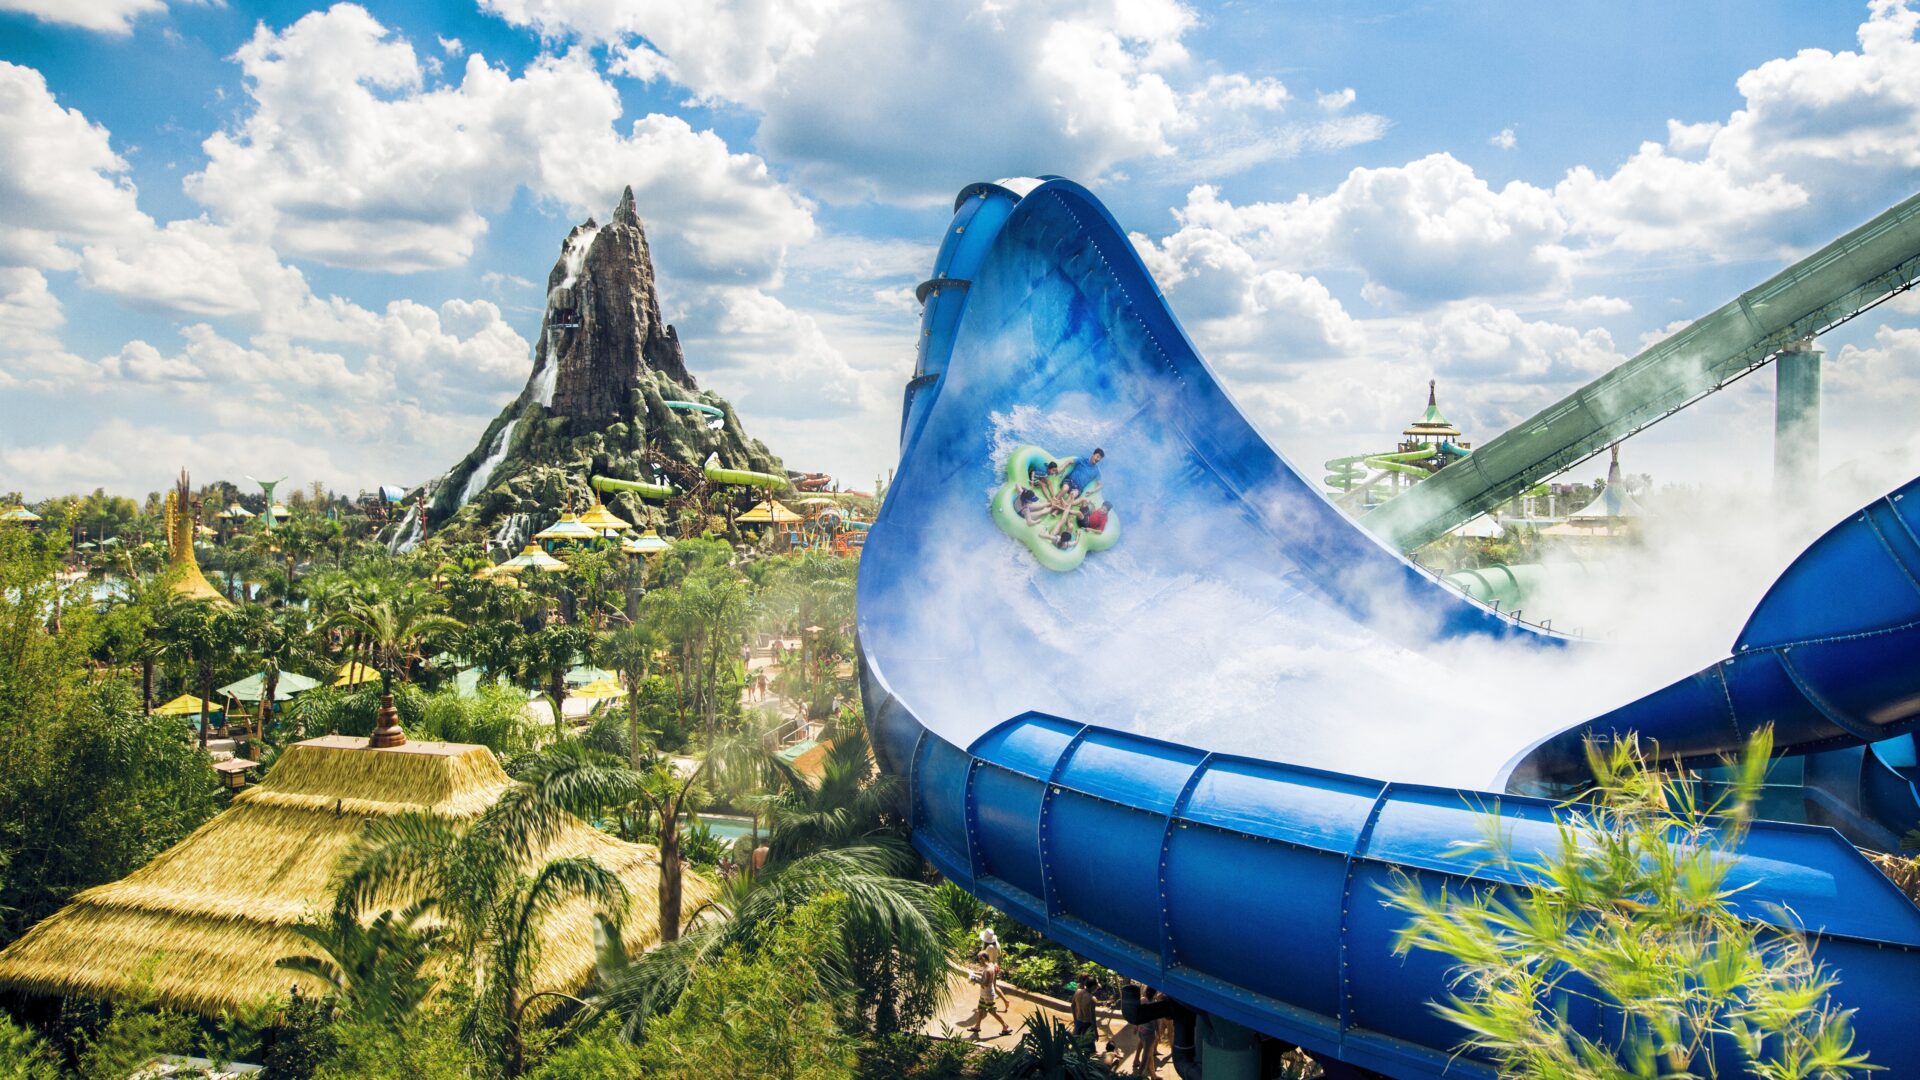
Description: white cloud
0,0,168,34
1554,141,1807,253
1316,87,1355,112
0,419,365,498
188,3,815,282
1489,127,1516,150
0,63,147,266
1559,0,1920,254
1132,225,1362,368
490,0,1387,204
683,287,869,421
1165,156,1573,304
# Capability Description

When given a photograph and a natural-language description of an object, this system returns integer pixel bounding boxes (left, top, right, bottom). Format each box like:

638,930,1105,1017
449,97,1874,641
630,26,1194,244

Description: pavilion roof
576,499,632,534
737,500,803,524
621,528,670,555
532,514,600,542
0,736,705,1016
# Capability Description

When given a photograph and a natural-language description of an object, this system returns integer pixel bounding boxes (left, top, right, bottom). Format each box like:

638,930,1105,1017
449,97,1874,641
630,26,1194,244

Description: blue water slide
856,177,1920,1076
1506,480,1920,789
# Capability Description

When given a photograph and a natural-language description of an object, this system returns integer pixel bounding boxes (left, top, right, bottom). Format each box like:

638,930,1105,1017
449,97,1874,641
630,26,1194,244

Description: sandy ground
924,968,1176,1077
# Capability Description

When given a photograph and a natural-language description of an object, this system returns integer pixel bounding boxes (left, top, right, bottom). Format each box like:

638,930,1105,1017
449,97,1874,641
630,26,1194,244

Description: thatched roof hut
0,735,703,1016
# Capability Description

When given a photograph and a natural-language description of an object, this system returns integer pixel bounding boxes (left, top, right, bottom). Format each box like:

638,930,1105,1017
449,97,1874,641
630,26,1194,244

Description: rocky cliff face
409,188,783,549
545,186,694,427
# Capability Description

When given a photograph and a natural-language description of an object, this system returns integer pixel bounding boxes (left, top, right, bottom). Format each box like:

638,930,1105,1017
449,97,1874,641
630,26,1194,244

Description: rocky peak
537,188,694,428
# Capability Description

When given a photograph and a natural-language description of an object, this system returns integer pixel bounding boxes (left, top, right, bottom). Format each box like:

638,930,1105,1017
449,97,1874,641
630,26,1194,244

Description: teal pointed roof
1403,380,1461,439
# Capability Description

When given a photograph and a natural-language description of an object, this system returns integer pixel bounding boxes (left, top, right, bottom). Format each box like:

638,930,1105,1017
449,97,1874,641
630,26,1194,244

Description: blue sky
2,0,1918,500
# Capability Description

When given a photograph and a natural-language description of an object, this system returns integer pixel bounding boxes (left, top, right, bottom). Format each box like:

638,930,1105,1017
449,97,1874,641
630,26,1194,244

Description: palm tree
595,843,951,1043
160,599,247,748
333,745,635,1075
759,713,904,868
325,584,463,691
237,604,318,739
513,623,591,735
106,569,181,714
642,568,749,743
983,1016,1120,1080
598,624,658,768
594,709,950,1041
276,898,446,1027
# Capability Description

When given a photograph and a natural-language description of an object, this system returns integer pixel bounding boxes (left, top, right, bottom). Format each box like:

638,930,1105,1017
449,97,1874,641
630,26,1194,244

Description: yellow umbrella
736,500,803,525
333,661,380,687
576,498,633,536
573,676,625,700
492,544,568,574
152,694,221,717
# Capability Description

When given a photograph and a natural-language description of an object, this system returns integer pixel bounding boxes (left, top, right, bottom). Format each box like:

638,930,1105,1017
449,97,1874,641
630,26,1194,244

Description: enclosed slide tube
1505,475,1920,789
591,474,675,501
858,177,1920,1076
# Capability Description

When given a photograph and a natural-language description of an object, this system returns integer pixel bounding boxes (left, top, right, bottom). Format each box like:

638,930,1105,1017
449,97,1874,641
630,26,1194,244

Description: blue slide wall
856,177,1920,1076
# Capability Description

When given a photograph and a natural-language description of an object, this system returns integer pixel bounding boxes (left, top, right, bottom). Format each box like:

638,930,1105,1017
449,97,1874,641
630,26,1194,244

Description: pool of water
682,813,756,842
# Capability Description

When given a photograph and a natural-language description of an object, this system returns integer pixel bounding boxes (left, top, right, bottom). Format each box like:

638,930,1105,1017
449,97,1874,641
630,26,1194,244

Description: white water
491,511,529,555
556,225,599,292
461,419,518,505
387,505,421,554
532,354,557,407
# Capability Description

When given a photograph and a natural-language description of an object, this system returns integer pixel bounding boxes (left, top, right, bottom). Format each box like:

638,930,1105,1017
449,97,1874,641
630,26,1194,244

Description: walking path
921,966,1177,1077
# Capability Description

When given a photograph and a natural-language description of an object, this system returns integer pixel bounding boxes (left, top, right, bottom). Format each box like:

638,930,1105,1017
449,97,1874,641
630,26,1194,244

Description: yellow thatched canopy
736,500,802,524
0,735,706,1016
332,661,380,687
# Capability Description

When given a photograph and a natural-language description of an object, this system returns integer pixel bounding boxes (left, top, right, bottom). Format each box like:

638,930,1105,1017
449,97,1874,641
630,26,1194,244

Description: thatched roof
0,736,706,1016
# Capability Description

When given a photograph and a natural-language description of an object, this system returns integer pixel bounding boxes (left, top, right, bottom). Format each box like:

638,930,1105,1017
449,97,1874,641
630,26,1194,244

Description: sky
2,0,1919,501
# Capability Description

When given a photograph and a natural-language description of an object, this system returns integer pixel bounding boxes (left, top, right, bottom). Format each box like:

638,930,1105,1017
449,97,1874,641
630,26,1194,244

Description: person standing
963,951,1013,1040
1069,979,1098,1040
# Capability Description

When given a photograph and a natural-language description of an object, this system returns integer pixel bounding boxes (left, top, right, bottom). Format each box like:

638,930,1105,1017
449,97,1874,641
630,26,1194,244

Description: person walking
962,951,1013,1040
1069,979,1098,1040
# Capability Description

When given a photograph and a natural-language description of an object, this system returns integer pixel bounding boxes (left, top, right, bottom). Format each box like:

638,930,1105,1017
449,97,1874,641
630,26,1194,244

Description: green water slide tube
1322,446,1439,490
702,453,787,489
664,400,725,419
591,474,675,500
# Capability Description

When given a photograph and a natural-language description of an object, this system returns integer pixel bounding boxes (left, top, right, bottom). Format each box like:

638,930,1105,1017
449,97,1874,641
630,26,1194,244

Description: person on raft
1061,447,1104,497
1027,457,1060,491
1075,500,1112,534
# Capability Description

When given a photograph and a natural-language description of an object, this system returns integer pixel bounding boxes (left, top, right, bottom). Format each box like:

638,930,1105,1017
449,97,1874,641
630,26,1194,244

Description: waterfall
491,511,529,555
387,504,422,554
461,418,519,504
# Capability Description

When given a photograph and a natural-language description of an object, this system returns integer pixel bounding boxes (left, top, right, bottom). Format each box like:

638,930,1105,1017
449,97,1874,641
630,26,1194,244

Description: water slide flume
591,474,675,500
701,453,786,489
857,177,1920,1077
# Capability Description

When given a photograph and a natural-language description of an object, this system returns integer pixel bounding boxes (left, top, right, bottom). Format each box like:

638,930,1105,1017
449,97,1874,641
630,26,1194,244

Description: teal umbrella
216,670,322,702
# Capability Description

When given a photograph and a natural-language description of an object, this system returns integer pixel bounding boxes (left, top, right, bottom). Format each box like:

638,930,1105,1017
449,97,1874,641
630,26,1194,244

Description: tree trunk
627,684,643,769
659,819,683,943
548,669,567,735
198,666,212,750
141,657,154,715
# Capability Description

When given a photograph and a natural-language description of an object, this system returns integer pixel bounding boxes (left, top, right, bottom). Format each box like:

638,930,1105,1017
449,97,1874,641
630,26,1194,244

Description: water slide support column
1196,1013,1263,1080
1774,340,1822,495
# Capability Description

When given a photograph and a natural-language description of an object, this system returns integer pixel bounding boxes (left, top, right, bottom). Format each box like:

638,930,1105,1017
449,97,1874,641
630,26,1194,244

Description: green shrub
0,1013,60,1080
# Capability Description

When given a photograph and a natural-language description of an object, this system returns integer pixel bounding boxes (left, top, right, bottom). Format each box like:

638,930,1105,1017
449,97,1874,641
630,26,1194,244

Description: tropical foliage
1388,729,1872,1080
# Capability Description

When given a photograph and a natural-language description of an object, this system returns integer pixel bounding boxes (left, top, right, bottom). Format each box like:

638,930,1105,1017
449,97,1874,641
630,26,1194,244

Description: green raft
989,444,1120,572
